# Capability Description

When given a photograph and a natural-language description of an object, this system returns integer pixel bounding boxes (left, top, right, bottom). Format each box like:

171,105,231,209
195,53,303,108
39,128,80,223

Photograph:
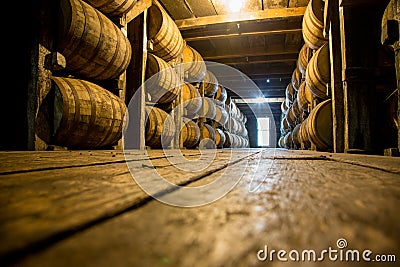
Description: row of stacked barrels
278,0,333,151
144,3,250,149
37,0,137,149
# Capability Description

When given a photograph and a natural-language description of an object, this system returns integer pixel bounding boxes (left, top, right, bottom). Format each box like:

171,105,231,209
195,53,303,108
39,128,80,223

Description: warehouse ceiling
157,0,310,118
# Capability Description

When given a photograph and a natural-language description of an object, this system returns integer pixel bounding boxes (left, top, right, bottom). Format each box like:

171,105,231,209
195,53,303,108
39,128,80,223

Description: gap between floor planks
8,152,400,267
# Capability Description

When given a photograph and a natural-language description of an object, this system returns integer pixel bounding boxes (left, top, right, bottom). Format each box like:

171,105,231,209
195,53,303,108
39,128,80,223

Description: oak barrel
223,131,237,148
285,83,296,104
299,118,311,149
306,99,333,151
181,117,200,149
291,98,302,120
146,53,181,104
215,128,226,148
147,4,185,62
215,86,227,103
281,99,289,114
298,43,310,75
227,117,240,134
200,70,219,97
182,45,207,83
199,123,217,149
292,124,302,149
84,0,138,17
283,131,293,149
157,83,202,117
278,136,285,148
280,115,291,134
145,106,175,148
305,42,330,100
286,105,297,128
36,76,127,148
292,66,302,91
198,97,217,120
296,81,313,112
214,105,229,127
302,0,328,50
58,0,132,80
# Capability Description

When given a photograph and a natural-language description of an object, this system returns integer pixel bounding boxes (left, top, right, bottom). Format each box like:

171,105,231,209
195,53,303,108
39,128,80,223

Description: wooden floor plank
274,149,400,174
9,150,399,267
0,149,261,263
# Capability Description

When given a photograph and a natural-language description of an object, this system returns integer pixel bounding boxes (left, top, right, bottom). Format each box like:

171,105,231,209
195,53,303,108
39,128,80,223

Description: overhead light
223,0,244,13
266,79,270,83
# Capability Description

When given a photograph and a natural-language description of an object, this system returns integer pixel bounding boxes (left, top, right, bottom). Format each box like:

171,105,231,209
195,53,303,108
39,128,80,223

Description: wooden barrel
302,0,328,50
236,136,244,148
36,77,127,149
215,128,226,148
146,53,181,104
281,99,289,114
291,67,302,91
199,123,216,149
215,85,227,103
214,104,229,127
278,136,285,148
84,0,138,17
200,70,219,97
291,98,302,120
286,105,297,128
283,131,293,149
223,131,237,148
147,4,185,62
299,118,311,149
182,45,207,83
181,117,200,149
298,43,310,75
227,117,240,134
198,97,217,119
239,122,248,137
242,137,248,148
159,83,202,117
280,115,291,134
145,105,175,148
57,0,132,81
292,124,302,149
306,43,330,100
307,99,333,151
297,81,313,112
237,111,245,123
242,115,247,124
285,83,296,104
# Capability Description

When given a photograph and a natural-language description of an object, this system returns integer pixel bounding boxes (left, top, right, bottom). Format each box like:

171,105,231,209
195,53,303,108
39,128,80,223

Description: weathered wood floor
0,149,399,267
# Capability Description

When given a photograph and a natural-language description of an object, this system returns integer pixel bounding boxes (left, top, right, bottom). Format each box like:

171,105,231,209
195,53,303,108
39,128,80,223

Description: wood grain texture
0,149,260,264
8,149,399,267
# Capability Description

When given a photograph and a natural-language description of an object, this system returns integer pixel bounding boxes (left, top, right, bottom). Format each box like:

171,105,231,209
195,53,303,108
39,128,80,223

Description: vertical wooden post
125,11,148,150
339,0,390,154
397,42,400,151
395,0,400,150
326,0,345,153
173,54,184,149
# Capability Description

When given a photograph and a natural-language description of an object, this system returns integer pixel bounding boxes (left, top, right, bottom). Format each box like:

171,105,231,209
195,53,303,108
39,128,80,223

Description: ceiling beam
219,53,299,65
175,7,306,30
183,29,302,42
202,47,300,60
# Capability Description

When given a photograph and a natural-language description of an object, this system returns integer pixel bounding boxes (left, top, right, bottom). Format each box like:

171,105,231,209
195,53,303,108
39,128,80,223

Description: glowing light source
224,0,244,13
266,79,270,83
